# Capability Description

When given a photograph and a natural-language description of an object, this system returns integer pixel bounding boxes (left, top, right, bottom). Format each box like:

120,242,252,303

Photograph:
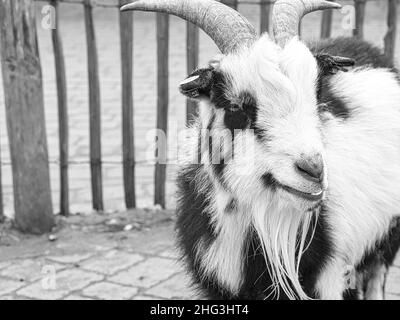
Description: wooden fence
0,0,397,233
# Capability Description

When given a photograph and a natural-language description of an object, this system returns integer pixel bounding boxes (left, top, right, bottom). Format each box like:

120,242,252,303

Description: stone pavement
0,210,400,300
0,1,398,217
0,210,200,300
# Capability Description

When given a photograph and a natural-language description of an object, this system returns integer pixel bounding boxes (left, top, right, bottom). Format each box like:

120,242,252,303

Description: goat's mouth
281,184,324,202
262,173,325,202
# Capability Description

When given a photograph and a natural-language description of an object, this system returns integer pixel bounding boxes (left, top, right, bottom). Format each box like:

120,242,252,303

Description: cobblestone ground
0,211,200,300
0,210,400,300
0,1,398,216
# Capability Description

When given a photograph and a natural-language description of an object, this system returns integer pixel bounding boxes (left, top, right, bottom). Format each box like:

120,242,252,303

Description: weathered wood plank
353,0,367,38
0,0,54,234
51,0,69,216
384,0,398,65
84,0,104,211
186,22,199,124
260,0,273,34
119,0,136,208
155,13,169,209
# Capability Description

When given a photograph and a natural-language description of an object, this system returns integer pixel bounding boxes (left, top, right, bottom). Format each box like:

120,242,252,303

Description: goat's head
122,0,340,212
122,0,342,299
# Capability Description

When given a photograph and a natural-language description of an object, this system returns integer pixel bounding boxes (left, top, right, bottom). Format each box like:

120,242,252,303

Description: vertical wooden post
320,0,334,38
384,0,397,65
353,0,367,38
119,0,136,208
260,0,273,34
84,0,103,211
0,0,54,234
51,0,69,216
186,22,199,124
155,13,169,209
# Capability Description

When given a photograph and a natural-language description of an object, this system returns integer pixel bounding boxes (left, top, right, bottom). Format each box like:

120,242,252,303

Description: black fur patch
346,216,400,300
209,73,263,139
316,59,352,121
225,198,238,214
318,87,351,120
261,173,278,191
312,37,397,121
309,37,395,70
299,205,334,298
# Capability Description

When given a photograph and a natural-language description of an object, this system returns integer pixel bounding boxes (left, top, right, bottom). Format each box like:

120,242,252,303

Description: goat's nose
295,154,324,182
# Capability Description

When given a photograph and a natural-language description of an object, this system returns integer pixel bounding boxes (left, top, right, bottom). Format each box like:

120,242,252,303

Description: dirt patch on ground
0,209,176,262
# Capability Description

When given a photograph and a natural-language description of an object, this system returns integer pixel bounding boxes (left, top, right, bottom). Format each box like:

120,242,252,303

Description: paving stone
64,295,94,300
82,282,138,300
17,269,103,300
129,239,172,255
0,261,11,270
47,253,93,264
0,259,64,283
386,293,400,300
109,257,182,288
132,295,161,300
0,295,30,300
159,248,180,260
81,250,144,275
145,272,197,300
0,279,25,296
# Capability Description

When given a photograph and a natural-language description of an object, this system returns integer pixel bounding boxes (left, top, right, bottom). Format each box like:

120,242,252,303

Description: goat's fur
176,35,400,300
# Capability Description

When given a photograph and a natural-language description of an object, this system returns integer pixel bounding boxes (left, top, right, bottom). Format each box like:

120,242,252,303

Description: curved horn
272,0,341,47
121,0,257,54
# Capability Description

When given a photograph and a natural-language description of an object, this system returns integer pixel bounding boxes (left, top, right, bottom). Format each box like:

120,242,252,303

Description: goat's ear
179,68,214,100
316,54,355,75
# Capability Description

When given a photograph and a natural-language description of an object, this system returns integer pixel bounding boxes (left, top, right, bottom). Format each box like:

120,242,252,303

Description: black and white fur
176,34,400,300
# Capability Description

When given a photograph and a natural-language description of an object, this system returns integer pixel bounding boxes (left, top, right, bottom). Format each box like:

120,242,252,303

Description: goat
121,0,400,300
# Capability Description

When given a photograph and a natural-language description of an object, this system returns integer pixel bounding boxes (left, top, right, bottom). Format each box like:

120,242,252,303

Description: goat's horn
272,0,341,47
121,0,257,54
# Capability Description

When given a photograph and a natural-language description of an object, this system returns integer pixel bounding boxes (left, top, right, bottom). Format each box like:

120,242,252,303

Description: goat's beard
252,199,317,300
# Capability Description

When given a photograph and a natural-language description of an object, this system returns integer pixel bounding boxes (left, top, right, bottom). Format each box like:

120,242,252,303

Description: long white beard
252,203,317,300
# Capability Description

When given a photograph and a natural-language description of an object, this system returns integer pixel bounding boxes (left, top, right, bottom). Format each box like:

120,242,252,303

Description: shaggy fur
176,35,400,300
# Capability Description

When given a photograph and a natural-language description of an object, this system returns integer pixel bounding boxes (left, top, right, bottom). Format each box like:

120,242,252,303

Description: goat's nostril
295,155,324,181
